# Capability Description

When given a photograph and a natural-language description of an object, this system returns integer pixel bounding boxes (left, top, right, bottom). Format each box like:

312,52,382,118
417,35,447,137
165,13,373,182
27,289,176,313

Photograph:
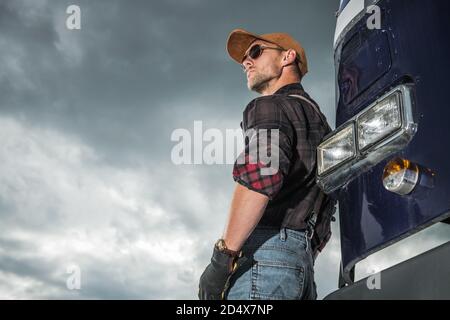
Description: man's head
226,29,308,95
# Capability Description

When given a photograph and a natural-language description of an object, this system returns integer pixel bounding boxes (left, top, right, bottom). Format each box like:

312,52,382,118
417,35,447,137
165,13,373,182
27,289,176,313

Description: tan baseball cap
226,28,308,77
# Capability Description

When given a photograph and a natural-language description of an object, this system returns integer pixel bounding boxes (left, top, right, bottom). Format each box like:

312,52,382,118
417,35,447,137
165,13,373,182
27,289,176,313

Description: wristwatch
214,239,241,258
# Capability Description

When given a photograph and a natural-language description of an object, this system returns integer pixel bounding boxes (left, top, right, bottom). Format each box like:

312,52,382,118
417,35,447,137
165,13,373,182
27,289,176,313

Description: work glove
198,243,246,300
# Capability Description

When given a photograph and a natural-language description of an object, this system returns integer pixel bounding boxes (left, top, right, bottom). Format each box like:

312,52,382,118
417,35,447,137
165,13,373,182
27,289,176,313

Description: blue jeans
225,226,317,300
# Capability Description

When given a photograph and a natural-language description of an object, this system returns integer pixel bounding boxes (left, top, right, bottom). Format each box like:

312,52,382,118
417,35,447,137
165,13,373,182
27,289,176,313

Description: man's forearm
222,183,270,252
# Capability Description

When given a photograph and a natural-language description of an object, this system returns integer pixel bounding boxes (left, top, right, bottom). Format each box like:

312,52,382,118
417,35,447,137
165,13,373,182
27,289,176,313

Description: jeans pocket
251,260,305,300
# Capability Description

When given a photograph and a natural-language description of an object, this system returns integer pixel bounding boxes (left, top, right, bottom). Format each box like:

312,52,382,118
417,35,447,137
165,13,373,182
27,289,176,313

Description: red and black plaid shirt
233,83,332,230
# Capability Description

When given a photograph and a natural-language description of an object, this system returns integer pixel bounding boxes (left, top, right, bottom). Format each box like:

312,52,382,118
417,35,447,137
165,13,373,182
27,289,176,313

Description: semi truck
320,0,450,299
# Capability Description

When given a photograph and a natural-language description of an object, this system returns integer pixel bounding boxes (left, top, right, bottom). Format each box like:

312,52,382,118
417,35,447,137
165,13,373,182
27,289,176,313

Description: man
198,29,332,300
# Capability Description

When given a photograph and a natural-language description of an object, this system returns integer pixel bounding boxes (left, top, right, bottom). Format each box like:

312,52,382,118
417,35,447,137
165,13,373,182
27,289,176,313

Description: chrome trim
317,84,418,194
341,210,450,286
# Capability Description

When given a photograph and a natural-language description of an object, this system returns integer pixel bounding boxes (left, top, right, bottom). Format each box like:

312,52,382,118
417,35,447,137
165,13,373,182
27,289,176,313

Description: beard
248,72,271,93
247,65,279,94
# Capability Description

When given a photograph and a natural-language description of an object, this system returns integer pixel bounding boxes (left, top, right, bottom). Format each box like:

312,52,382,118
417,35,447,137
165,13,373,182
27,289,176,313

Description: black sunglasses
241,44,284,71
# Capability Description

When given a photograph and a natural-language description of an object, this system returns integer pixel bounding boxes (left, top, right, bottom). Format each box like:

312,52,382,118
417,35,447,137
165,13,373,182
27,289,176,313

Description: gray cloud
0,0,338,167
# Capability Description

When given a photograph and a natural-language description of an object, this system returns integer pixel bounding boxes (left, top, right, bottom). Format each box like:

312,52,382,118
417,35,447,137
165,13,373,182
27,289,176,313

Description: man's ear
282,49,297,66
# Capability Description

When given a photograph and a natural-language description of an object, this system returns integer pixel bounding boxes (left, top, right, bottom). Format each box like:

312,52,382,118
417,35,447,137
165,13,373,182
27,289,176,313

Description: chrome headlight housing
357,93,402,151
318,124,356,175
317,84,418,194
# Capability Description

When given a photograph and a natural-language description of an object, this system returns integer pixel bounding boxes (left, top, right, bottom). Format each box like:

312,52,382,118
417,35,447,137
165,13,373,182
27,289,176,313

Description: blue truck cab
322,0,450,299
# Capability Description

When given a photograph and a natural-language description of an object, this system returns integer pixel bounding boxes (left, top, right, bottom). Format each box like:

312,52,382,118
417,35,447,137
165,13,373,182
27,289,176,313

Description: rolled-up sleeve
233,97,295,200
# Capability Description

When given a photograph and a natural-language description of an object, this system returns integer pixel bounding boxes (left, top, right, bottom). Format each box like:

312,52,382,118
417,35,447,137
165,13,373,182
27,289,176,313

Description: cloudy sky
1,0,449,299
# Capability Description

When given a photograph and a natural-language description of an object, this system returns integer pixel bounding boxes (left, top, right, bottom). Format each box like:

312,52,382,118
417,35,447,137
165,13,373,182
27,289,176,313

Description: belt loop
304,230,311,254
279,227,287,241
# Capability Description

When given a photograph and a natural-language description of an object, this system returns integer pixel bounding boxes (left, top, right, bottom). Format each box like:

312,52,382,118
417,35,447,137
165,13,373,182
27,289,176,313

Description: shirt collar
273,82,305,96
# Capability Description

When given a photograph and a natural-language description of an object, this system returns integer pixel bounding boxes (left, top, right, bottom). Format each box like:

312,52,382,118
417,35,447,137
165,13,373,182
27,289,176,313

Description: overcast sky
1,0,449,299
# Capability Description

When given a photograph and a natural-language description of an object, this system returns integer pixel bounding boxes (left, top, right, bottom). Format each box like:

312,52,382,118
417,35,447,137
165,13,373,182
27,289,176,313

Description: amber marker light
382,158,420,195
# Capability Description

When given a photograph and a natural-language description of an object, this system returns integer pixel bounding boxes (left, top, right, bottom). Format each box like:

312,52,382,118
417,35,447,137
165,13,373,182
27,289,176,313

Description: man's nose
242,59,253,72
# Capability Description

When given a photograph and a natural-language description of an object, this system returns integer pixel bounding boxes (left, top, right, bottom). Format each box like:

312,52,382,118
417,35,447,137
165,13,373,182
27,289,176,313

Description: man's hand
198,245,246,300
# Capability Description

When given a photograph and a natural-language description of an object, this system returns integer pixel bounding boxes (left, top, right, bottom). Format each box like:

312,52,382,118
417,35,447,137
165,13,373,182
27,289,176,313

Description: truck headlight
318,124,356,175
316,84,418,194
357,93,402,151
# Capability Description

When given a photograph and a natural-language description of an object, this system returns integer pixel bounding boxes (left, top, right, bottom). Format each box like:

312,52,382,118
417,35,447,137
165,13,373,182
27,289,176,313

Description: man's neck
260,74,301,96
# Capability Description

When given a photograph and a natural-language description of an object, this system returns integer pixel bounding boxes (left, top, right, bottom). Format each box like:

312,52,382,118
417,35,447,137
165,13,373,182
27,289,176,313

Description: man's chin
248,80,266,94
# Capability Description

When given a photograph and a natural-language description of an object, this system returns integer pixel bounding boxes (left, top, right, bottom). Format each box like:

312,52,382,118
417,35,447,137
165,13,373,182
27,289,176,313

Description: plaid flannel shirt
232,83,332,230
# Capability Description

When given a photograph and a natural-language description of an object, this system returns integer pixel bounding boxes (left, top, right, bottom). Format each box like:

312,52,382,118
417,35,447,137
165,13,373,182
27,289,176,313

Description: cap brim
226,29,266,64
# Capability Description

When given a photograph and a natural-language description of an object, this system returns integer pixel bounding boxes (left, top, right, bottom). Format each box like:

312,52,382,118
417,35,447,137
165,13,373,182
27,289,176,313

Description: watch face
216,239,226,251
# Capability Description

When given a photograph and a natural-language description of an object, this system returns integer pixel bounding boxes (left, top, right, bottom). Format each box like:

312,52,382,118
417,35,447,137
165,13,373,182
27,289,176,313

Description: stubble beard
247,66,279,94
248,72,271,93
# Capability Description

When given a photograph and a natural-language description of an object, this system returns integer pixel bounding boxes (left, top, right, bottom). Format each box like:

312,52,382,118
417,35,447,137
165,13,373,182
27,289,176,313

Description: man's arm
199,98,294,300
222,182,270,251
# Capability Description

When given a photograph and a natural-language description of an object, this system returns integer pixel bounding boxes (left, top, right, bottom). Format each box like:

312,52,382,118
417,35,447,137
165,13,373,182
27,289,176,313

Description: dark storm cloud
0,0,350,299
0,0,338,168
